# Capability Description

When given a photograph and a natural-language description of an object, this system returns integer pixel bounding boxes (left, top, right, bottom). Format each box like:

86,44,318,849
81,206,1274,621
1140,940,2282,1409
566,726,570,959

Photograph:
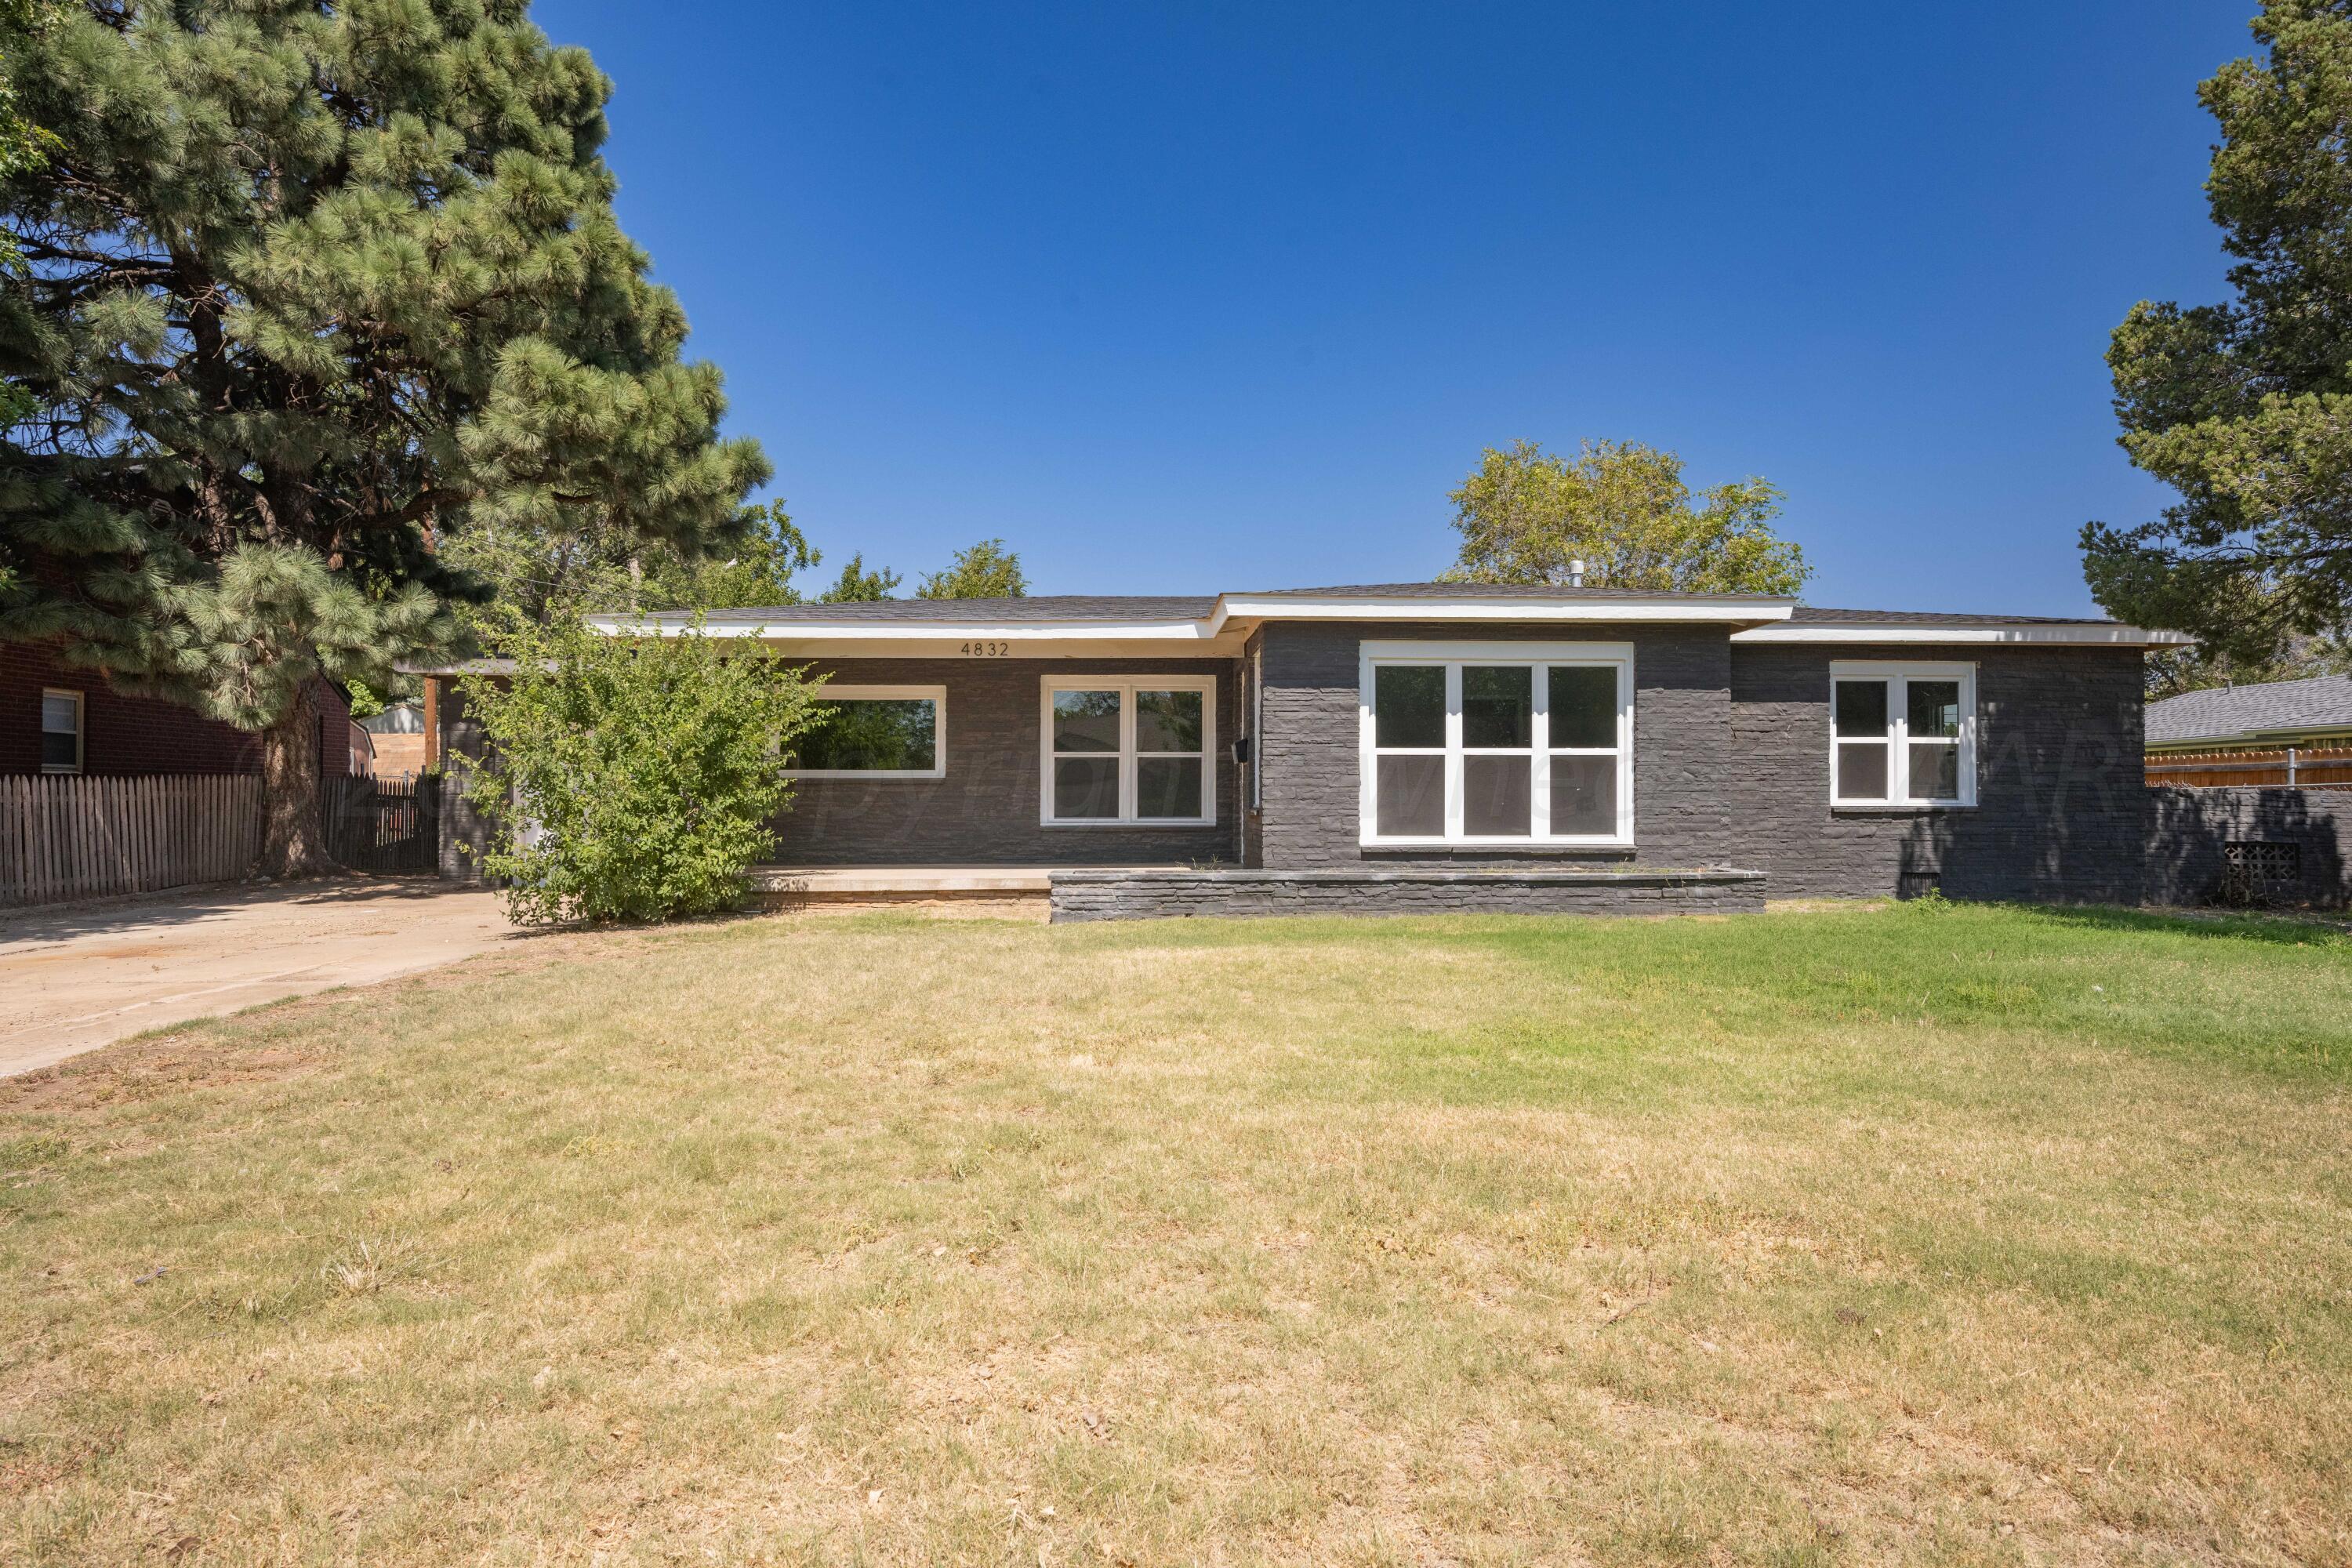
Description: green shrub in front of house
458,615,826,926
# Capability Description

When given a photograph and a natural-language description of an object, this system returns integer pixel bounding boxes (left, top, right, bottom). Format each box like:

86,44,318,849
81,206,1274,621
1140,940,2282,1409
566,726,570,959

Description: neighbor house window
1040,676,1215,826
1357,642,1632,846
40,689,82,775
1830,662,1976,808
786,685,945,779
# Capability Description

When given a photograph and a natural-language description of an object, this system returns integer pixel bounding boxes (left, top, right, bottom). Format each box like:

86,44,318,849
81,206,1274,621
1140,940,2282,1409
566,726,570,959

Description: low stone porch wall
748,866,1056,921
1048,866,1768,923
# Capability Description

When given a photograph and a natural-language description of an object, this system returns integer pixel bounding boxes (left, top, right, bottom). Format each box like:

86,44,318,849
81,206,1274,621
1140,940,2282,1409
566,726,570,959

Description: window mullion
1532,662,1552,837
1443,662,1464,840
1889,675,1909,803
1118,684,1136,822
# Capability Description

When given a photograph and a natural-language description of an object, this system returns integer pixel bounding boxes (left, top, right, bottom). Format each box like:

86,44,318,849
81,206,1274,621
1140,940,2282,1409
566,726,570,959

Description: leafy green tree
916,537,1027,598
818,554,903,603
0,2,58,198
1443,440,1808,594
644,501,817,610
456,613,825,926
2084,2,2352,662
0,2,764,875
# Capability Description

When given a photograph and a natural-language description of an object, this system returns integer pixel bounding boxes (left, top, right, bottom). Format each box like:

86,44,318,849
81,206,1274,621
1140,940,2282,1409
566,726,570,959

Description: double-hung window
40,689,82,775
1358,642,1632,846
786,685,946,779
1040,676,1215,826
1830,661,1976,808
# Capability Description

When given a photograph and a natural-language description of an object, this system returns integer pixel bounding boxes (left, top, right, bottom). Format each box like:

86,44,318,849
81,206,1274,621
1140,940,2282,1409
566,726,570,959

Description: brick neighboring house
3,638,355,779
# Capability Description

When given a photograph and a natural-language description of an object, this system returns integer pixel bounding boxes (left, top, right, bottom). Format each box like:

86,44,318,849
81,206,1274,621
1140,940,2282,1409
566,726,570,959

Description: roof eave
1210,593,1798,633
1731,622,2194,647
580,613,1229,642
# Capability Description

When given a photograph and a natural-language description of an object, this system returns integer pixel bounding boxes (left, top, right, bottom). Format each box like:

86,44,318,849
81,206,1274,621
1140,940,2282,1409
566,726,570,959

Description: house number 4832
959,641,1010,658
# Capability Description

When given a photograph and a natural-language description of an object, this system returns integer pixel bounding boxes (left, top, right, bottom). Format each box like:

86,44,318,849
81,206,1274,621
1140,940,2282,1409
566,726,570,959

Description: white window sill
1044,819,1216,829
1359,837,1635,851
1831,800,1975,813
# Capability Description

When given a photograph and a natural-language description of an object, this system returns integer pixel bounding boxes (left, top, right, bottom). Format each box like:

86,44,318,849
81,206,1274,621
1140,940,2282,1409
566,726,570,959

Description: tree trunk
258,682,339,879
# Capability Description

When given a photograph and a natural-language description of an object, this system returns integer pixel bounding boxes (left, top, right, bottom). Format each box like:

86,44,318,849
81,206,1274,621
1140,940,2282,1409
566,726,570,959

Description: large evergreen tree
2084,1,2352,661
0,1,765,873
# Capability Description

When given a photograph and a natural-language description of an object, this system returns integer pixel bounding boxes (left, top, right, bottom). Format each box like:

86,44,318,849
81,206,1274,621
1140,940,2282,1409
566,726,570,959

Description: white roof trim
579,605,2174,646
1210,594,1794,630
1732,622,2192,647
582,615,1223,641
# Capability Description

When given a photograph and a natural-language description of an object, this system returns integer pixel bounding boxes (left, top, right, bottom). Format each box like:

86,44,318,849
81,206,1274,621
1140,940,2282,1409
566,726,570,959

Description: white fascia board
583,615,1224,642
1732,623,2194,647
750,635,1250,660
1210,595,1795,631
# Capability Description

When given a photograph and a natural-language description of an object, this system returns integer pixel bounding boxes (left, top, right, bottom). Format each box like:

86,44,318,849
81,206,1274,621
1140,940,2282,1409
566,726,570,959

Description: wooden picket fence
0,774,263,908
2146,746,2352,789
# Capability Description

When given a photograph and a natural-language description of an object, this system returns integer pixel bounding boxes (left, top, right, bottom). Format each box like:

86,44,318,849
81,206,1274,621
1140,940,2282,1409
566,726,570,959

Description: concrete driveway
0,880,517,1076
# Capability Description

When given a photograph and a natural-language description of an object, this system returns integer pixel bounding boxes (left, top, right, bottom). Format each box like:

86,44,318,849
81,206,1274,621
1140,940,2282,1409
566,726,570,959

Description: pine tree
2084,2,2352,660
0,1,765,874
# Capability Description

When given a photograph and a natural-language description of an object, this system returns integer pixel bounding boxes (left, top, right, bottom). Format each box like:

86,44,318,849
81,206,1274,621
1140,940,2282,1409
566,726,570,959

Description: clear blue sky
535,1,2251,615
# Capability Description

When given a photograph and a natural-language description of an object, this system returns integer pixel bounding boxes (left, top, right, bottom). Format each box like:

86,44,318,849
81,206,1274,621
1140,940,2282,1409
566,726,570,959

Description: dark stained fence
321,773,441,873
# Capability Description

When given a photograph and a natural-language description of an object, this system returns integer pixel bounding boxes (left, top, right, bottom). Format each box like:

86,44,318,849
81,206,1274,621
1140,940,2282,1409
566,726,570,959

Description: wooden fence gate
321,773,441,873
0,775,264,907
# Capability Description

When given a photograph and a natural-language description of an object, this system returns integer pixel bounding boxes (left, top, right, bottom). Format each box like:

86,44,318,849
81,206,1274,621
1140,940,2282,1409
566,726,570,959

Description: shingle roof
2146,674,2352,746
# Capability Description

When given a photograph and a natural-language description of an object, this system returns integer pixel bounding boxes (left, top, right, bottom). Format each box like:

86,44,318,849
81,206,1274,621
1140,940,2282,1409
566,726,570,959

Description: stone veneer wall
1049,866,1766,922
1253,621,1739,871
2146,786,2352,906
1726,644,2149,902
1250,623,2150,903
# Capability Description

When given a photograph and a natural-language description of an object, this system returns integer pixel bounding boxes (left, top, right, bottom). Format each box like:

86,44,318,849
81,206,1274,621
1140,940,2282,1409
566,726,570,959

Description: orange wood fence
2145,746,2352,789
0,774,263,907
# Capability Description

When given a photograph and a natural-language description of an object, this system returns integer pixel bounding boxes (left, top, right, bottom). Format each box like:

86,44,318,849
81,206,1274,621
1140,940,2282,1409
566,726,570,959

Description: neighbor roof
2146,674,2352,748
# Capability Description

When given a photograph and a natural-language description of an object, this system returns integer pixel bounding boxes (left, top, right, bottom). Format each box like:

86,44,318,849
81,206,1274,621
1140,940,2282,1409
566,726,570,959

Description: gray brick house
435,583,2184,918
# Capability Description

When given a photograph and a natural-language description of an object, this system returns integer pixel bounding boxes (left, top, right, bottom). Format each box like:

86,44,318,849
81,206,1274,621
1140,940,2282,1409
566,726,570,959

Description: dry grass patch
2,902,2348,1564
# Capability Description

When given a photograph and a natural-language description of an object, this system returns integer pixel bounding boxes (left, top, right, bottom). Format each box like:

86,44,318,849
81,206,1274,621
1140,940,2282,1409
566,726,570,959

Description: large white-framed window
784,685,946,779
40,688,82,775
1357,642,1633,848
1040,675,1216,826
1830,661,1976,808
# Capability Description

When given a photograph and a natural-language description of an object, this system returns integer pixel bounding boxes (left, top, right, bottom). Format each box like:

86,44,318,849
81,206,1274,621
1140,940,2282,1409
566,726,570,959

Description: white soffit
583,615,1226,643
1212,595,1795,628
1732,622,2192,647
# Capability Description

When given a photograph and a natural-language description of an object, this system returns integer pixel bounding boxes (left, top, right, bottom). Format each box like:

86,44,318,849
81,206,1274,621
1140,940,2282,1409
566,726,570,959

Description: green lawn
3,902,2349,1565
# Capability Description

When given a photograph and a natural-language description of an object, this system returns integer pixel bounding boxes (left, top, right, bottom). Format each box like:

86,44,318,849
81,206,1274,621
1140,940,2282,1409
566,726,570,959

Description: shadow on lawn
2002,902,2351,949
